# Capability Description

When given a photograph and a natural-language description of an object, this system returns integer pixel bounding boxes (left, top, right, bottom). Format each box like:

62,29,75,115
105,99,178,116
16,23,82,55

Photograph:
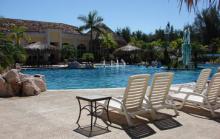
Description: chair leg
168,98,179,116
173,106,179,116
150,109,157,120
207,104,217,117
123,111,133,126
204,99,218,118
98,100,108,116
177,95,189,109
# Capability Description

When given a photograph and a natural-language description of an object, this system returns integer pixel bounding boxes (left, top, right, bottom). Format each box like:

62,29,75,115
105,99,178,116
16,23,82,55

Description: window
50,42,59,46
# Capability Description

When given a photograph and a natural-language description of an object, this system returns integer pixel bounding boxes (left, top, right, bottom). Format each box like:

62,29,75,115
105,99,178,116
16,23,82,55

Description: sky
0,0,206,34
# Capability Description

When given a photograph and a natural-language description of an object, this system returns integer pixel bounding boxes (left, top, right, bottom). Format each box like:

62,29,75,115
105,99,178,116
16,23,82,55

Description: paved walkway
0,88,220,139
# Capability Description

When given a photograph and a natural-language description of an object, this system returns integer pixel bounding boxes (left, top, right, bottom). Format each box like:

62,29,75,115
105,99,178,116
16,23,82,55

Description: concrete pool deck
0,87,220,139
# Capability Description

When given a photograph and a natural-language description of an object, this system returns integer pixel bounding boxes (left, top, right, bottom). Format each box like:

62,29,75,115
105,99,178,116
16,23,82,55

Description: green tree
100,33,117,59
144,40,164,63
192,7,220,53
0,33,13,71
61,45,76,61
78,10,103,52
170,38,183,57
82,53,94,62
210,37,220,53
116,27,131,43
129,37,145,48
100,33,117,49
9,25,29,46
0,32,27,73
191,42,206,67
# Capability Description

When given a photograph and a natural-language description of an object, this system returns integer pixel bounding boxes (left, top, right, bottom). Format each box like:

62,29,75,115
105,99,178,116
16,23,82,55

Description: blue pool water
22,64,219,90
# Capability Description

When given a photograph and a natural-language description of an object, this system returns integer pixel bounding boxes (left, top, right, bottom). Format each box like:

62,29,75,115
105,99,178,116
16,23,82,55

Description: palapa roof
116,44,141,52
86,23,126,46
25,42,58,50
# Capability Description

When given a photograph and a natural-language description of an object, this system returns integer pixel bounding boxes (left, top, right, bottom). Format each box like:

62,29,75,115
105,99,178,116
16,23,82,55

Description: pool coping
47,82,195,91
47,87,126,92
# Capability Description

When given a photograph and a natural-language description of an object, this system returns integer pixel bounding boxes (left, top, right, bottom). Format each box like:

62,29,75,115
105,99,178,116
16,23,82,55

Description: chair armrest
179,91,206,98
111,97,123,105
179,85,195,91
170,84,195,93
111,97,128,111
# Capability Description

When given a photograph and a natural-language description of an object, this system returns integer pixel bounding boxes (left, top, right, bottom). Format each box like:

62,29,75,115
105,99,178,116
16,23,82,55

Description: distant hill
0,18,81,34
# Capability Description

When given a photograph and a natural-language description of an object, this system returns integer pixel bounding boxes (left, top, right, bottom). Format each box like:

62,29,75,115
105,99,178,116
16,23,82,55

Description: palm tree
0,32,19,72
9,25,29,46
0,26,28,72
78,10,103,52
179,0,220,11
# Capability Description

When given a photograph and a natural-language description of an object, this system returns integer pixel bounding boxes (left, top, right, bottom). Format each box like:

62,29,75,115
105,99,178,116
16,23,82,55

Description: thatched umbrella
115,44,141,52
24,42,59,65
114,44,142,64
25,42,58,50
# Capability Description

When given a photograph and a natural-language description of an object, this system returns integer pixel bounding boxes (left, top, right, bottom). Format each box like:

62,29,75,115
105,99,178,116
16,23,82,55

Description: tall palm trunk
90,27,93,53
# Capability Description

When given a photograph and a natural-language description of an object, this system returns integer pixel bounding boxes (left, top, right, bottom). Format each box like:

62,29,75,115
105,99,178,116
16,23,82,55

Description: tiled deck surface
0,88,220,139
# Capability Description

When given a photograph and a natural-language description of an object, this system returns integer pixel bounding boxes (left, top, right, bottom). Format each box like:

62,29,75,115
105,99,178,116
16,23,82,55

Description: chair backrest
123,74,150,110
207,73,220,103
217,67,220,73
194,68,211,93
148,72,174,106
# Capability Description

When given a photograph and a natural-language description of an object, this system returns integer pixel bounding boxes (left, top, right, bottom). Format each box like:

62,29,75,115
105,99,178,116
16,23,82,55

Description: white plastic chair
169,73,220,117
100,74,150,126
170,68,211,108
217,67,220,73
144,72,178,119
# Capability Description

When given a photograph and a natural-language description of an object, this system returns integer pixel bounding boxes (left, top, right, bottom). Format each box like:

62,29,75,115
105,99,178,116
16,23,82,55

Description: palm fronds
179,0,220,12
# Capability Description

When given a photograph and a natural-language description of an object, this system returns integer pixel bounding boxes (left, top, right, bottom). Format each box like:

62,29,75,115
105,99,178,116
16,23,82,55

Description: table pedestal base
74,124,110,137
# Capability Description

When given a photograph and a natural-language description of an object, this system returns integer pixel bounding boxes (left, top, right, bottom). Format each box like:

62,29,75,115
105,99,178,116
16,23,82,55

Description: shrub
82,53,94,62
61,45,76,61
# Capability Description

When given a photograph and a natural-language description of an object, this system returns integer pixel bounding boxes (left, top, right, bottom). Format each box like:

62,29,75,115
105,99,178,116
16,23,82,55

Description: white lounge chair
170,68,211,108
100,74,150,126
169,73,220,117
144,72,178,119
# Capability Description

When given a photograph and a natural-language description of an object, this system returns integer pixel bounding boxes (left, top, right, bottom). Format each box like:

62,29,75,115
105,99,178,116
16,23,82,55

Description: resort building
0,18,125,65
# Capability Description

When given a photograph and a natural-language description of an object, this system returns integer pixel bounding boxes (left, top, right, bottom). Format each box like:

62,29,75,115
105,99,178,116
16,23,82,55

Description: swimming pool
22,64,219,90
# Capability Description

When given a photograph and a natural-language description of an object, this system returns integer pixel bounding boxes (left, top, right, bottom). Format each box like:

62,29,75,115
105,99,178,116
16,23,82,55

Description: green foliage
100,33,117,49
132,30,148,41
193,7,220,45
78,10,103,52
129,37,146,48
9,25,29,46
82,53,94,62
179,0,220,12
214,58,220,63
210,37,220,53
78,10,103,33
154,29,166,41
170,38,183,50
61,45,76,60
0,30,27,72
190,41,206,67
146,39,164,47
13,45,27,63
0,44,14,69
116,27,131,43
